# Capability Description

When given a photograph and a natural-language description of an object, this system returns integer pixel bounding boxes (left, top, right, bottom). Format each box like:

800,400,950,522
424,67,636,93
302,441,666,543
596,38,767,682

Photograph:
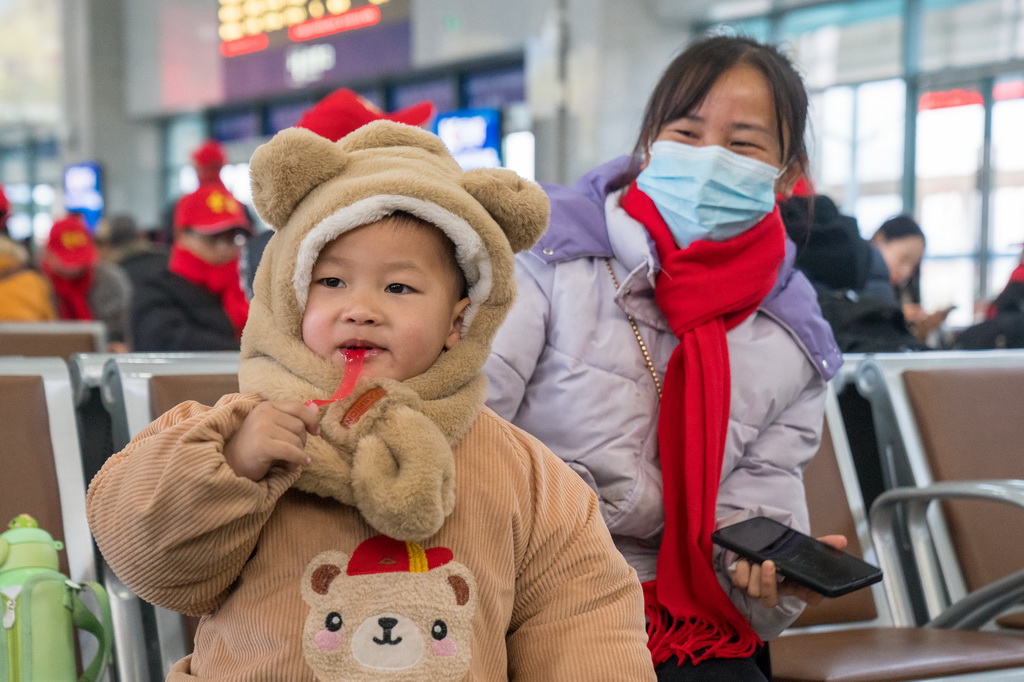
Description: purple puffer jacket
484,157,842,640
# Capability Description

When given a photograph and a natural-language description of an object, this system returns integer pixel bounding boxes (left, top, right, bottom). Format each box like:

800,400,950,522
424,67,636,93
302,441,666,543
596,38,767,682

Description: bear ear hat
249,127,349,230
463,168,549,254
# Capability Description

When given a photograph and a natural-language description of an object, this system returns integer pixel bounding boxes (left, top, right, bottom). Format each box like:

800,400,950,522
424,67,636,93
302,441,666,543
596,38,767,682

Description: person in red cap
133,141,253,351
0,182,10,236
241,90,435,295
40,213,132,351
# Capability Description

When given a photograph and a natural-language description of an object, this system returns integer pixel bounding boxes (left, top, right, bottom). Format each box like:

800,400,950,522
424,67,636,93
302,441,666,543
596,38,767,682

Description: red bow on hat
296,89,435,142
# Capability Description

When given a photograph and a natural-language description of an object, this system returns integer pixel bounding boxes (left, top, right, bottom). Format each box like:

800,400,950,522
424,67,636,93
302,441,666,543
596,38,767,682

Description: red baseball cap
47,215,99,268
0,183,9,215
346,535,453,576
191,139,228,168
173,186,250,234
296,89,434,142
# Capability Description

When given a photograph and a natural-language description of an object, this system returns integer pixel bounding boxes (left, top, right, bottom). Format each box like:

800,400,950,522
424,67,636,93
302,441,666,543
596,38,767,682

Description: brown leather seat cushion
772,627,1024,681
791,420,877,628
0,375,70,575
147,372,239,657
0,330,99,359
149,374,240,416
903,368,1024,595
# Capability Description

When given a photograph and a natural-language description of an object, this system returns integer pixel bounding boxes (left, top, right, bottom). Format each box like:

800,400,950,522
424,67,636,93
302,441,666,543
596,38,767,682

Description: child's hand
223,401,321,481
729,534,848,608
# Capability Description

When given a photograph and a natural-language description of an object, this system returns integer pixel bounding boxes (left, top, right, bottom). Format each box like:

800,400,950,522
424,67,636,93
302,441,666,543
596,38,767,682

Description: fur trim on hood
241,122,548,540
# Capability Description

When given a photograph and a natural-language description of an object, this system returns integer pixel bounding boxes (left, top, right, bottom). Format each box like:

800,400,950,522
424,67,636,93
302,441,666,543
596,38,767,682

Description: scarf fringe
645,598,762,667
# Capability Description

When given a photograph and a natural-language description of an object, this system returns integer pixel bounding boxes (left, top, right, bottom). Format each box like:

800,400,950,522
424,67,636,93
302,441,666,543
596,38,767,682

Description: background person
485,35,845,681
41,213,132,351
98,213,169,292
0,232,57,322
870,214,951,341
132,178,252,351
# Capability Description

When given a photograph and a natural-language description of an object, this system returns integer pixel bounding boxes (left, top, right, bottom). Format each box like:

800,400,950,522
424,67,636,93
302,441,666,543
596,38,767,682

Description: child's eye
317,277,344,288
386,283,413,294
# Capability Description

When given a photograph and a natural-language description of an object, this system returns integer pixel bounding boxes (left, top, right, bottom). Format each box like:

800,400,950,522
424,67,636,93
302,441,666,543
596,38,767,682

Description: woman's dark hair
630,35,808,178
873,214,925,243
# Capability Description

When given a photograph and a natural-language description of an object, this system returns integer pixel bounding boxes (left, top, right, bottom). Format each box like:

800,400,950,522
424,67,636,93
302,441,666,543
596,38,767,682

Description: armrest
869,479,1024,627
102,564,155,682
928,566,1024,630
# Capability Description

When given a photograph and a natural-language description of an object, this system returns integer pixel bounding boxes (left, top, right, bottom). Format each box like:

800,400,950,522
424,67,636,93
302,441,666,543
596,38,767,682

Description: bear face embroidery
301,536,477,681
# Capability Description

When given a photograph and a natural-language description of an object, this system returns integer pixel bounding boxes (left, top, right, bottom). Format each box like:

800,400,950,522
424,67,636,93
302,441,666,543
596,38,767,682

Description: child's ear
462,169,549,253
445,297,472,350
249,127,349,230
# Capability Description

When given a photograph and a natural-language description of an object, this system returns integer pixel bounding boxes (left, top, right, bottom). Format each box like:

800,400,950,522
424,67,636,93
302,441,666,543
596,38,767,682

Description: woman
484,36,844,680
871,215,950,339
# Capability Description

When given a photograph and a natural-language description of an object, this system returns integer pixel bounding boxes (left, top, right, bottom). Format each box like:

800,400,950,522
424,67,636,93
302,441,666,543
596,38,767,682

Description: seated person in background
956,280,1024,350
99,213,168,292
0,232,57,322
41,213,132,352
871,214,951,340
779,178,894,303
779,186,927,353
87,122,654,680
132,178,252,351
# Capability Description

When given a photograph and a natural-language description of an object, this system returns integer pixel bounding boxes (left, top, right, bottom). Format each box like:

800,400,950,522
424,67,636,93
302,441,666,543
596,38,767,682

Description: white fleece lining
292,195,493,333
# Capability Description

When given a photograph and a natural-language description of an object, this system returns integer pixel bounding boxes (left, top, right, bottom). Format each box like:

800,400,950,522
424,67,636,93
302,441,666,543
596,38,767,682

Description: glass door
988,74,1024,300
916,76,1024,327
914,85,985,327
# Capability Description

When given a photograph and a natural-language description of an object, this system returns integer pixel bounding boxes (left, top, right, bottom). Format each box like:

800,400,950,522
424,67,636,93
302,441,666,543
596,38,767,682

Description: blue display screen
433,108,502,170
63,162,103,230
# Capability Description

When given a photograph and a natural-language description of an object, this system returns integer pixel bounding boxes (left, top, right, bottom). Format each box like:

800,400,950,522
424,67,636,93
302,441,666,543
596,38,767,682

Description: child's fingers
267,400,321,437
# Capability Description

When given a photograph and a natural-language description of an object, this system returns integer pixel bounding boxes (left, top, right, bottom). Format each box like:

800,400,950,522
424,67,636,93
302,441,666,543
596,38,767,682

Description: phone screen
711,516,883,598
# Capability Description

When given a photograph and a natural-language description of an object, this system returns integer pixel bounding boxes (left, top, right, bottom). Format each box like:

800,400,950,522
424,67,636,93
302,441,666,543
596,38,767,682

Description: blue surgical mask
636,141,782,249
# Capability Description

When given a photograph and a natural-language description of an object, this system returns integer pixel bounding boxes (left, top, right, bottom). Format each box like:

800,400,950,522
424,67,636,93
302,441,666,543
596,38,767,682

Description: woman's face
875,235,925,286
652,63,801,196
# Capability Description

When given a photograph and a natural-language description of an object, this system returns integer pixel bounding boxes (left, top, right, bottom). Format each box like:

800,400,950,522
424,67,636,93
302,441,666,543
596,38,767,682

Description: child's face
301,219,470,382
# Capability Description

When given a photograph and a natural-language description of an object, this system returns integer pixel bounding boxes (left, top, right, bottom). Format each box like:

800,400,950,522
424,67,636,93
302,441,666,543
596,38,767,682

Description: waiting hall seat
0,320,107,359
0,357,106,674
97,351,240,680
101,351,240,451
856,350,1024,629
769,383,1024,682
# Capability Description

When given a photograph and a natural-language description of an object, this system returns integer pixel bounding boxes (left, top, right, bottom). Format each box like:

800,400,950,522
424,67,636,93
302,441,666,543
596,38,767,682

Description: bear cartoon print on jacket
302,536,477,681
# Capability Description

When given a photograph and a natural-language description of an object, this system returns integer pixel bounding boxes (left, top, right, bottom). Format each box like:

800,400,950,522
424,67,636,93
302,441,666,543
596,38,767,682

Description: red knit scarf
42,261,94,320
620,183,785,665
168,244,249,337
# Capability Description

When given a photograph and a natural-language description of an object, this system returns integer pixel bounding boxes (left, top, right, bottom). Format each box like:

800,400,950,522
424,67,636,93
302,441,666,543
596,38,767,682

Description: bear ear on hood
249,127,349,230
463,168,549,253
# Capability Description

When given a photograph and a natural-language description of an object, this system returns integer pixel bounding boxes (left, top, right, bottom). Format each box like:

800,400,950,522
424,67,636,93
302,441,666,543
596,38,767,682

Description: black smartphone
711,516,883,598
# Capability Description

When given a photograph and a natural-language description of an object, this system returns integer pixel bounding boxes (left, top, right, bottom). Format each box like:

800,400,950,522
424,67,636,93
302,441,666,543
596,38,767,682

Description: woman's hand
729,534,848,608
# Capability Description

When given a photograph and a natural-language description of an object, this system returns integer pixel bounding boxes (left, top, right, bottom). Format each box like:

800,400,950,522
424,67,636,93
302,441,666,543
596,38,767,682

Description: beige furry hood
241,121,548,541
